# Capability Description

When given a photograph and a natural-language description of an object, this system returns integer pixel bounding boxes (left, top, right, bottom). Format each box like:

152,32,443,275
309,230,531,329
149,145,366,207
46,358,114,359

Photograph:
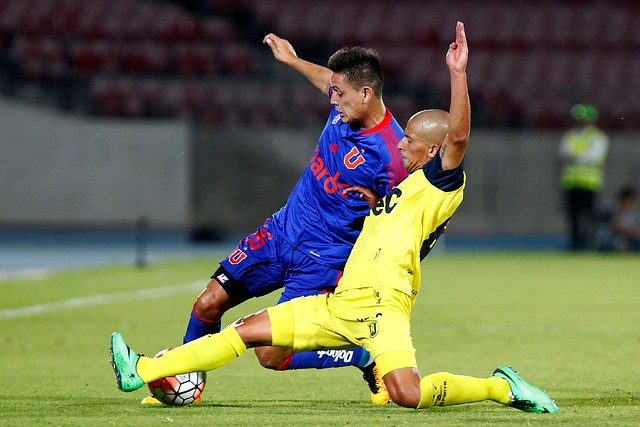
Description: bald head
408,109,449,145
398,109,450,173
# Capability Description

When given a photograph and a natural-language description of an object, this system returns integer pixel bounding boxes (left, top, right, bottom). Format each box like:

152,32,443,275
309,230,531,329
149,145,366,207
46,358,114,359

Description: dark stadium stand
0,0,638,129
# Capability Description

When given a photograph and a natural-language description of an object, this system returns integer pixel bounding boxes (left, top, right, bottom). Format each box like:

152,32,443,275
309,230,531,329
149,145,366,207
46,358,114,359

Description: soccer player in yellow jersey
110,22,558,413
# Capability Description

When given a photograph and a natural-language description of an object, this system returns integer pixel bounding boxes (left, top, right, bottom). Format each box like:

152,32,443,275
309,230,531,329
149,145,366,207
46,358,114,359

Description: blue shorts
219,219,342,304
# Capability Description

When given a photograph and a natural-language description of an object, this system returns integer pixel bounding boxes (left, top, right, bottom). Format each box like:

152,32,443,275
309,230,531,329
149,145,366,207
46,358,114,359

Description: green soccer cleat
360,363,390,405
110,332,144,392
492,366,559,414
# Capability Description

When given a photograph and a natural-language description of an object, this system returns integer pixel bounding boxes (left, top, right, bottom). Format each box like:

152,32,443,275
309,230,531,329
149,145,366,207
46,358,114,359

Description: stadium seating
0,0,639,129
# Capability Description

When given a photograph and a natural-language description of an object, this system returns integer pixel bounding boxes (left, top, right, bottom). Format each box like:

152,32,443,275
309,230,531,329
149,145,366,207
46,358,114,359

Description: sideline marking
0,281,204,319
0,268,51,282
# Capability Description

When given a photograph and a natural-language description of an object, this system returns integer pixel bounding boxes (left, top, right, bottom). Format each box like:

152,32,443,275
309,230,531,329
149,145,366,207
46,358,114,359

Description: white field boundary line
0,280,204,319
0,268,52,282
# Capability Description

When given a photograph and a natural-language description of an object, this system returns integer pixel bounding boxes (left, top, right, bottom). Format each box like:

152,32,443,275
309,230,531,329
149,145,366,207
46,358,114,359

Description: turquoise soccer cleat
110,332,144,392
492,366,559,414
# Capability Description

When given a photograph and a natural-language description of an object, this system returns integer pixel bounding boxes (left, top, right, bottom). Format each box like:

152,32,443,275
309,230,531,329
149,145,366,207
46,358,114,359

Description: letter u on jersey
344,147,365,169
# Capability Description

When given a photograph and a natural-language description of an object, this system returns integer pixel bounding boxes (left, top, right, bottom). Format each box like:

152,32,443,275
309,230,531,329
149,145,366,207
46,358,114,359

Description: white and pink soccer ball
147,348,205,406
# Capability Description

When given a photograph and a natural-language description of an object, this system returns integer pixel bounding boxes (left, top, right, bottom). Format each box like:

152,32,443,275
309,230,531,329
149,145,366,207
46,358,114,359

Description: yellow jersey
336,154,465,304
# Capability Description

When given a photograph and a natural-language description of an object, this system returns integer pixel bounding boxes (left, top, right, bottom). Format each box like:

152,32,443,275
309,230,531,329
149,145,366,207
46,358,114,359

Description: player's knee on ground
254,346,292,370
382,367,422,408
193,281,231,321
387,381,421,408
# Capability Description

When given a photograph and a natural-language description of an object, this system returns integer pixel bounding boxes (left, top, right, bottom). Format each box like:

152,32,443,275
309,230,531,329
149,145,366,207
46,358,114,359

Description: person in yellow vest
559,103,609,250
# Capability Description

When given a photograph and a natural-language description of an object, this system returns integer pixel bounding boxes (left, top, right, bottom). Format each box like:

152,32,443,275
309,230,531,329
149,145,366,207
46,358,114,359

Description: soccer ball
147,348,206,406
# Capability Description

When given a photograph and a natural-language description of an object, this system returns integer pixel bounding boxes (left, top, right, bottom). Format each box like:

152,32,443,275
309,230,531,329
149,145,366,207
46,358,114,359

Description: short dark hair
327,46,384,98
618,186,637,201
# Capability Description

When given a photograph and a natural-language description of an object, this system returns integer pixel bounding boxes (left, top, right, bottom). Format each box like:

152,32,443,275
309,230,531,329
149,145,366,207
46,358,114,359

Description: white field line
0,280,204,319
0,268,52,282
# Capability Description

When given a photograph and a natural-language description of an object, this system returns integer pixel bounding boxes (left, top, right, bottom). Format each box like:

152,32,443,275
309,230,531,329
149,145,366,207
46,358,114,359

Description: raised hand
446,21,469,74
263,33,298,66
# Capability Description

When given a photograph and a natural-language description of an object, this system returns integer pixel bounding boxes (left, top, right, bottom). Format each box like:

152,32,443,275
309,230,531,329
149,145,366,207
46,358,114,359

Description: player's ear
361,86,373,103
428,144,440,158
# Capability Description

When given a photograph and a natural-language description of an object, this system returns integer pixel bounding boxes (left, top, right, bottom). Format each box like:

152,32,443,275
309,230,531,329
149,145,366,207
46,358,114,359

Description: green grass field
1,251,638,426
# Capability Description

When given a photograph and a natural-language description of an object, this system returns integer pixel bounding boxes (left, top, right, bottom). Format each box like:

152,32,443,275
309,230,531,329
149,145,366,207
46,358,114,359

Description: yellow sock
417,372,511,409
137,326,247,383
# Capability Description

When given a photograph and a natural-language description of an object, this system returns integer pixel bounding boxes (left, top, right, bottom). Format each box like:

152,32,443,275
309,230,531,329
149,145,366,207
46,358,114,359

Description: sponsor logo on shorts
369,321,378,338
358,313,382,323
216,273,229,284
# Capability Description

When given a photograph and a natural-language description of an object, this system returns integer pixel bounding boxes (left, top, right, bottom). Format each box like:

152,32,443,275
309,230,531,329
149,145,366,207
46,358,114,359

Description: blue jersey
271,102,408,269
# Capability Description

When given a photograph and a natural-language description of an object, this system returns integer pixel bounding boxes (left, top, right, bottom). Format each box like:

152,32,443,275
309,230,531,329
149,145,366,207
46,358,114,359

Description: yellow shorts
267,287,417,376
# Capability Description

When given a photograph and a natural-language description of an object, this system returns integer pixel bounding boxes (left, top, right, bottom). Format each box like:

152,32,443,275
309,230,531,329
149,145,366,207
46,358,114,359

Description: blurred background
1,0,639,269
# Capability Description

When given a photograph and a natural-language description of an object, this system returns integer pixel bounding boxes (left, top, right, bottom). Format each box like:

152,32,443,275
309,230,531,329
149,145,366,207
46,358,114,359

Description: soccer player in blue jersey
155,32,408,405
112,21,559,414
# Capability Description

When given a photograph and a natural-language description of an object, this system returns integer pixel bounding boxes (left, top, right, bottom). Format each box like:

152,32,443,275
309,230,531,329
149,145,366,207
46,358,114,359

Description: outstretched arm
440,21,471,171
263,33,332,95
342,185,380,208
